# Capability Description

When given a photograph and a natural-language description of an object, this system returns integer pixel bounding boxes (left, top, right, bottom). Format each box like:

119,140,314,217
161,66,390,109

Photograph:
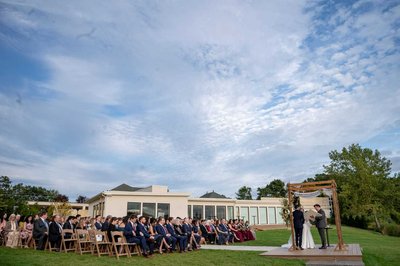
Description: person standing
313,204,327,249
293,206,305,250
33,211,48,250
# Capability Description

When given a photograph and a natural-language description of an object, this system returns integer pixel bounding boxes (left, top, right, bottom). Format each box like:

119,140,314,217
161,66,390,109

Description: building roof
110,183,142,192
200,191,229,199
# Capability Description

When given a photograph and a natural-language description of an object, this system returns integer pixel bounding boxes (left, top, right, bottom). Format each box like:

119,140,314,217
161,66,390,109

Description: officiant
313,204,327,249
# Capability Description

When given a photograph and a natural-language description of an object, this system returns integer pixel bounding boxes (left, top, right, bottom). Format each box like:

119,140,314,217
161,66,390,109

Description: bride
301,210,315,249
281,209,315,249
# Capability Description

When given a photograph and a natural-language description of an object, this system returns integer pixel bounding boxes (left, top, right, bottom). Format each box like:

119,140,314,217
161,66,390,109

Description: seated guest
199,220,212,243
149,217,168,254
33,211,48,250
215,219,228,245
124,215,150,257
21,215,34,247
49,215,62,250
244,221,255,241
117,217,127,231
94,215,102,230
107,217,118,242
5,214,20,248
76,218,86,230
174,218,189,251
88,217,96,230
209,219,218,243
229,219,243,242
101,215,112,232
136,216,155,256
166,217,187,253
156,217,175,252
191,219,204,246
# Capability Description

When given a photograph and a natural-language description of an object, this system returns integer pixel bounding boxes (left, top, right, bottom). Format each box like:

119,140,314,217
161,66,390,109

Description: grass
238,226,400,266
1,226,398,265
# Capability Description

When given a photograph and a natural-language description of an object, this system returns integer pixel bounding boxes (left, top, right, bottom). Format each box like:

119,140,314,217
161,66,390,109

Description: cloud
0,0,399,200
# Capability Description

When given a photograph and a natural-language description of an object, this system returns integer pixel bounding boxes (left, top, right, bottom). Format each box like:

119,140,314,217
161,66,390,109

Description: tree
280,198,290,228
323,144,394,232
54,194,69,202
236,186,252,200
257,179,287,199
76,195,88,203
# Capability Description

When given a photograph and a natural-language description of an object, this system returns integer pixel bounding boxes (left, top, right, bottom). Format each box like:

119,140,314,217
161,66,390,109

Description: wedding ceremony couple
284,204,327,250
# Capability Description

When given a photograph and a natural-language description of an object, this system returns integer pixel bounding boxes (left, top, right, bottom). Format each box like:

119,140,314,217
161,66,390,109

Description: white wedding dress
301,220,315,249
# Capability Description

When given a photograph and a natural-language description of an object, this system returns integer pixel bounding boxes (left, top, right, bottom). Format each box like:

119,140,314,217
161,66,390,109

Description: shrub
383,223,400,237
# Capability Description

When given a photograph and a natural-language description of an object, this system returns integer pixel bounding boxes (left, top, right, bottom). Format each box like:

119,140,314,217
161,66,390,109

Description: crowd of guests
0,211,256,257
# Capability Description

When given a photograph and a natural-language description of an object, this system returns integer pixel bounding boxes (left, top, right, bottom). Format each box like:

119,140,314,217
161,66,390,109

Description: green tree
257,179,286,199
323,144,393,232
236,186,252,200
76,195,88,203
280,198,290,228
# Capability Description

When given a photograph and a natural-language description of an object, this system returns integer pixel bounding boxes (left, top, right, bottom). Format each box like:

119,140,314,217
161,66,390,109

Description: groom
293,206,304,250
313,204,327,249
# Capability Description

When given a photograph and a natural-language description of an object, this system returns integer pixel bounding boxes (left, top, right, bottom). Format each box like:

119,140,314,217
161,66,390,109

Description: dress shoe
300,247,304,250
319,246,327,249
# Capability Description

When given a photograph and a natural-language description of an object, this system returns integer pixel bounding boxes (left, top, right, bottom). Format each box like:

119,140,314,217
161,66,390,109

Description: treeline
235,144,400,235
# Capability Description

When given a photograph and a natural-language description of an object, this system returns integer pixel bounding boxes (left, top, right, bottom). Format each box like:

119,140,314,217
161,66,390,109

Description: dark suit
166,223,187,251
315,209,327,247
136,222,154,254
156,224,176,250
95,221,102,230
101,221,109,232
49,222,62,249
33,218,48,250
293,210,304,248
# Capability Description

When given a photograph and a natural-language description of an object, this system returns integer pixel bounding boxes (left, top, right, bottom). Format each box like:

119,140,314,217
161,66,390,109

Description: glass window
157,203,170,219
193,205,203,219
205,205,215,219
188,205,192,218
143,203,156,218
127,202,141,216
216,206,226,219
227,206,234,220
250,207,258,225
276,207,284,224
268,207,276,224
235,206,240,219
240,207,249,222
259,207,267,224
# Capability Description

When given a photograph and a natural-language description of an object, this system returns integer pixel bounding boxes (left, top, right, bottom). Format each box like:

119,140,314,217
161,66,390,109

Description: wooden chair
110,231,130,259
45,239,59,252
76,229,93,255
61,229,77,253
125,236,141,257
88,230,112,257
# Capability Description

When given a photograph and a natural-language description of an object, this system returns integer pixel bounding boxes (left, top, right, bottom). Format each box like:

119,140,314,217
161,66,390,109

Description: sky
0,0,399,200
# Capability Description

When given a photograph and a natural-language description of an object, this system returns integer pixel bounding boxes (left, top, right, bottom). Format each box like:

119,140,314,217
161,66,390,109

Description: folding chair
88,230,112,257
110,231,130,259
61,229,77,253
45,239,59,252
76,229,93,255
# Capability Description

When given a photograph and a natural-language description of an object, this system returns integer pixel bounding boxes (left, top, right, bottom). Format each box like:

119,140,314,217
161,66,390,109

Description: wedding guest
215,219,228,245
293,206,305,250
48,215,62,250
107,217,118,242
199,219,212,243
166,217,187,253
94,215,102,230
229,219,243,242
21,215,34,247
136,216,155,256
174,218,188,251
192,219,204,246
5,214,20,248
149,217,167,254
182,218,195,250
124,214,151,257
33,211,48,250
156,217,175,252
101,215,112,232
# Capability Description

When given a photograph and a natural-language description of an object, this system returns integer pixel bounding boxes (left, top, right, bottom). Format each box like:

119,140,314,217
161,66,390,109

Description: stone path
200,245,279,252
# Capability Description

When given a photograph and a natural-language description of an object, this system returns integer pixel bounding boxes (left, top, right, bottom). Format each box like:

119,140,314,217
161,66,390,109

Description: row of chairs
41,229,141,260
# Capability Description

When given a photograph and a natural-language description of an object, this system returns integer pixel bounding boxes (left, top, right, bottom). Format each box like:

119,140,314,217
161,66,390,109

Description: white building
87,184,330,225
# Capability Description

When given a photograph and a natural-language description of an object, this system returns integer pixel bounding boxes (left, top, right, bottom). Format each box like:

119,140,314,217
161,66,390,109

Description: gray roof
200,191,229,199
110,183,142,192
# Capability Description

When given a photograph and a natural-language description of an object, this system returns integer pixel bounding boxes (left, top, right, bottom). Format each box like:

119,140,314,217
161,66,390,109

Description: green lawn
239,226,400,266
1,226,398,266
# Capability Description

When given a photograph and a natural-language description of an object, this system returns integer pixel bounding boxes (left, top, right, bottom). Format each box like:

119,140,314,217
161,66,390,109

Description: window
235,206,240,219
240,207,249,222
188,205,192,218
268,207,276,224
250,207,258,225
217,206,226,219
227,206,234,220
276,207,284,224
157,203,170,219
143,203,156,218
259,207,267,224
193,205,203,219
205,205,215,219
127,202,141,216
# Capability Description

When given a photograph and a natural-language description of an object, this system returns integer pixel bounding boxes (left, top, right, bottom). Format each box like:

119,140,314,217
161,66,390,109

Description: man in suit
136,216,155,256
124,215,151,257
94,215,102,230
101,215,112,232
182,218,195,250
313,204,327,249
156,217,176,252
33,211,48,250
293,206,305,250
49,215,62,250
166,217,187,252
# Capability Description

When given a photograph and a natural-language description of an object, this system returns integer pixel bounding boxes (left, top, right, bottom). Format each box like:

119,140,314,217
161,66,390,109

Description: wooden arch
287,180,346,251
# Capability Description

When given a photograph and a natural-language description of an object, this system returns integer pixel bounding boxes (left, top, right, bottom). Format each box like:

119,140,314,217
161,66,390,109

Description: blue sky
0,0,399,200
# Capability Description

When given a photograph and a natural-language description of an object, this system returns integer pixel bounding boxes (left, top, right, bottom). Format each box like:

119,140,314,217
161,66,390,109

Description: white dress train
301,220,315,249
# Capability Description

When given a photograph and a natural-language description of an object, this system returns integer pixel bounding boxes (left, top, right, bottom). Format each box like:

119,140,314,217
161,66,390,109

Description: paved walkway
200,245,279,252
